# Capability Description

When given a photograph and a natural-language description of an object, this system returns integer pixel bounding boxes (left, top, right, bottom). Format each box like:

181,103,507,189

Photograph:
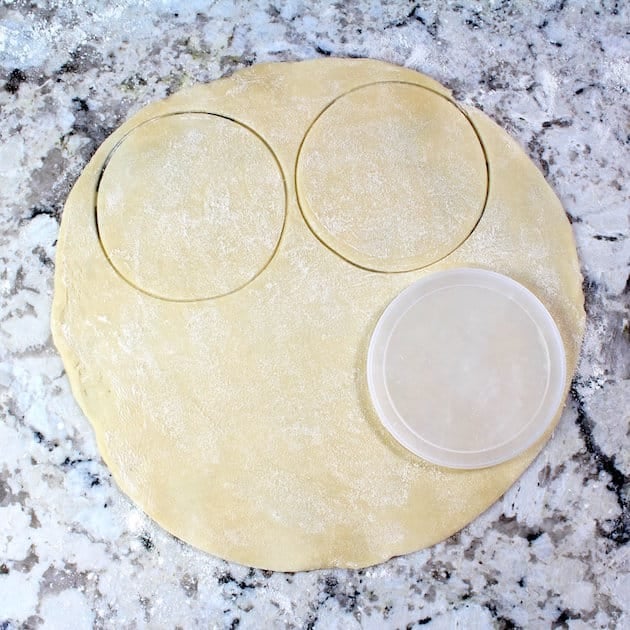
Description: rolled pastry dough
52,59,584,571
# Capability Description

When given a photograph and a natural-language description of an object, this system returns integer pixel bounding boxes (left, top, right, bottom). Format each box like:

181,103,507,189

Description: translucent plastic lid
367,268,567,469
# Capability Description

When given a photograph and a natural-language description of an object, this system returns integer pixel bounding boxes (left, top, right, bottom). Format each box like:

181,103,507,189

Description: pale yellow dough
52,59,585,571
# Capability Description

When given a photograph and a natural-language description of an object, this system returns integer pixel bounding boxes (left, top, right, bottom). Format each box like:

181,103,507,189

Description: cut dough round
97,113,286,301
52,59,584,571
296,82,488,271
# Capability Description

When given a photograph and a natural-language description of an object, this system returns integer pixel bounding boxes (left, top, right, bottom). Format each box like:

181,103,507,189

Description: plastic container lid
367,268,567,469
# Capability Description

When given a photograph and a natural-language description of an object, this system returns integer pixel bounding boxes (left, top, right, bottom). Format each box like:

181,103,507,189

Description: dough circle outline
95,111,288,302
295,81,490,272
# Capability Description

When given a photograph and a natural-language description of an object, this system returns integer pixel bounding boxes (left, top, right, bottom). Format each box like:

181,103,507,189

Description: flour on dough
52,59,584,571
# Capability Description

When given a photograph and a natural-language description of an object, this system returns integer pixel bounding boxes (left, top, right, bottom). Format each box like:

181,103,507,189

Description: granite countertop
1,1,628,628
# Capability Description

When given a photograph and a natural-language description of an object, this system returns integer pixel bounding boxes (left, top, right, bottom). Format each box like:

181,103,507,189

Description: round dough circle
97,113,286,301
52,59,584,571
296,82,488,271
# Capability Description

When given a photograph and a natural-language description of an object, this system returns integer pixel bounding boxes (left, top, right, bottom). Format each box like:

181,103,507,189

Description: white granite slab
0,1,628,628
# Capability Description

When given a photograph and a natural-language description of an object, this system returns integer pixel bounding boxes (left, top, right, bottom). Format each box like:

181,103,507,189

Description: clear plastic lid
367,268,567,469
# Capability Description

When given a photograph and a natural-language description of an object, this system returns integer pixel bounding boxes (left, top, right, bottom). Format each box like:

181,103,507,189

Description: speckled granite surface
1,1,628,628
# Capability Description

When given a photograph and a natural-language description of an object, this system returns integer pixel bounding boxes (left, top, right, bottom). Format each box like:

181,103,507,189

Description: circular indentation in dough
296,82,488,272
97,113,286,301
367,268,567,469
